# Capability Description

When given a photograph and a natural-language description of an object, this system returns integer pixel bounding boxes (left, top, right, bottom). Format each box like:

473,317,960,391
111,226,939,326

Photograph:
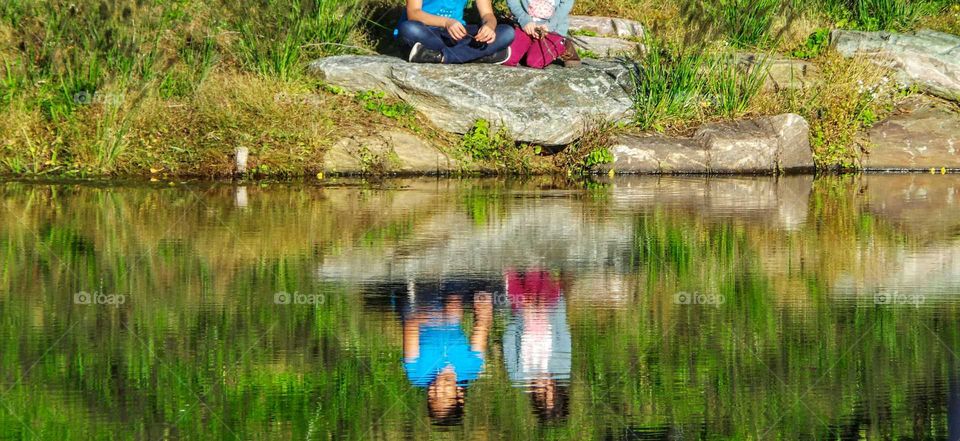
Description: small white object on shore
235,147,249,174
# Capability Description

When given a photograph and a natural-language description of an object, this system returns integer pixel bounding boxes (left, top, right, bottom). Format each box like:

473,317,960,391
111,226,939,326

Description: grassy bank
0,0,410,177
1,0,958,177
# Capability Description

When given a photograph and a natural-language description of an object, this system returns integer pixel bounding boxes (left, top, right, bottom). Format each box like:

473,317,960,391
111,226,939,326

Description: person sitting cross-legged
397,0,515,64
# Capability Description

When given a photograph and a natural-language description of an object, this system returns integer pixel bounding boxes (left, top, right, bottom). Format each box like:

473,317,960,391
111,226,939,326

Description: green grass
627,38,768,131
628,41,709,130
700,0,787,48
0,0,366,176
817,0,950,30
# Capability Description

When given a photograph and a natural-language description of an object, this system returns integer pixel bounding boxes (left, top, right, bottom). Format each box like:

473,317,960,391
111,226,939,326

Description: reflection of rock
832,175,960,301
568,16,645,38
605,175,814,231
863,96,960,170
834,240,960,301
603,114,814,173
831,29,960,102
316,176,814,284
568,273,630,308
325,129,458,175
308,55,633,145
864,174,960,237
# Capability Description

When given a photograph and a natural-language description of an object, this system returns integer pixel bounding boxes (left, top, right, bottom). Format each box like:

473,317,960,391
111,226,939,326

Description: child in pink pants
504,0,576,69
505,31,566,69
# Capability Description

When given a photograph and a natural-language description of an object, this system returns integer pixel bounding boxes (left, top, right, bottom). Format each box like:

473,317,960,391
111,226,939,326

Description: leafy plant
458,119,536,173
356,90,414,119
790,29,831,59
584,147,614,168
554,122,617,175
460,119,514,162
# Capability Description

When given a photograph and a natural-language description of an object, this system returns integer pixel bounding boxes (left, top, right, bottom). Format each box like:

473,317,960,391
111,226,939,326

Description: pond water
2,175,960,440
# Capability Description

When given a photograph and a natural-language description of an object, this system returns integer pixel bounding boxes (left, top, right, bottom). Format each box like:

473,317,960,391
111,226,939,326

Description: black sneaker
471,47,511,65
408,42,443,64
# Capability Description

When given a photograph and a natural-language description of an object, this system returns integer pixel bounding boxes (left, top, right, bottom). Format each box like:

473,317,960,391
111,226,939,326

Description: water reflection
2,175,960,439
399,280,495,426
503,269,571,424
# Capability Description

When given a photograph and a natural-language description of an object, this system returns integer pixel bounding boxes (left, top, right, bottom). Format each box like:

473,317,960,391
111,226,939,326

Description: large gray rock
601,114,813,173
568,16,645,38
832,29,960,102
324,129,459,175
862,96,960,170
308,55,634,145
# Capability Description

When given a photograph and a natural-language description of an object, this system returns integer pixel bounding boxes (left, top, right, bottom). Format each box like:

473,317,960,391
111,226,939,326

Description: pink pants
504,26,566,69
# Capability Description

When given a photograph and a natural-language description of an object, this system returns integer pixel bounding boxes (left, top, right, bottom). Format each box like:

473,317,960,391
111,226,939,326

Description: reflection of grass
360,219,414,247
461,185,506,226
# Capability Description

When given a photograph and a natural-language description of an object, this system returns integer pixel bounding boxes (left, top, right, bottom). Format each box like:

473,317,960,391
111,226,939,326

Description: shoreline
3,168,957,186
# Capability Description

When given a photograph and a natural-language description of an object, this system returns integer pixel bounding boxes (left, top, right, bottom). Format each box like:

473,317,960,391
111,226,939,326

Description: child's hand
523,22,539,37
536,24,550,36
476,23,497,44
445,18,468,40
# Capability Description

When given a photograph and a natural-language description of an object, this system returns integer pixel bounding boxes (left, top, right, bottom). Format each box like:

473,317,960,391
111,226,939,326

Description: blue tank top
403,323,484,387
396,0,468,35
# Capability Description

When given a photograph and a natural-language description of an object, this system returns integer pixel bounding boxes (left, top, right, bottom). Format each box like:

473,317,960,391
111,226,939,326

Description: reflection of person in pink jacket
503,269,571,423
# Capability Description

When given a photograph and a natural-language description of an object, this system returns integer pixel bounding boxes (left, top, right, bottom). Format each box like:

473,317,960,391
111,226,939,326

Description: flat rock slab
863,96,960,170
309,55,634,145
325,129,459,175
601,114,813,174
568,16,645,38
576,35,641,58
738,53,819,92
832,29,960,102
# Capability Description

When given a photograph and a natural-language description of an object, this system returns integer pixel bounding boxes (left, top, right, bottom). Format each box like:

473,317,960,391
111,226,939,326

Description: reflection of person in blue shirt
403,292,493,425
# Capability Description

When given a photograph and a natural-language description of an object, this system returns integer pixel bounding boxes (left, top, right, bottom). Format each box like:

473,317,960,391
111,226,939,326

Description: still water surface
2,175,960,439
